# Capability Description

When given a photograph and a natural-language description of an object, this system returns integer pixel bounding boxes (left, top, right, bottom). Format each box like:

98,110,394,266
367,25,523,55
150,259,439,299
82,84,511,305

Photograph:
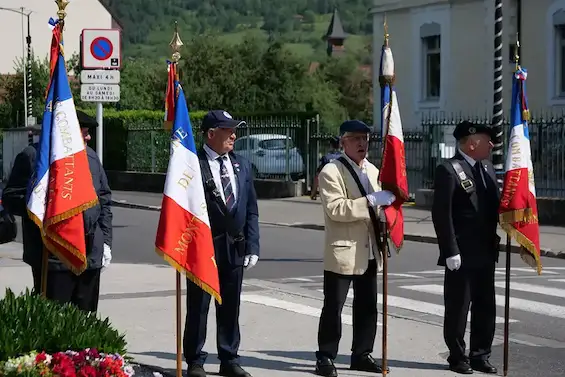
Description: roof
98,0,124,29
323,8,347,41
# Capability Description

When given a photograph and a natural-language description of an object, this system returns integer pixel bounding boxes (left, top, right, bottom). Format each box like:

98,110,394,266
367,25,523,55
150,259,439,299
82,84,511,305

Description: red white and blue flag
499,67,542,274
379,38,409,251
26,18,99,275
155,62,221,303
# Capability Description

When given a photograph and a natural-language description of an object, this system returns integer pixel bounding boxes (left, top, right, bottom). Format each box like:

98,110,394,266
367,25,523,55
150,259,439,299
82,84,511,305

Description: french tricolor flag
27,18,99,275
499,66,542,274
155,63,221,303
379,37,409,251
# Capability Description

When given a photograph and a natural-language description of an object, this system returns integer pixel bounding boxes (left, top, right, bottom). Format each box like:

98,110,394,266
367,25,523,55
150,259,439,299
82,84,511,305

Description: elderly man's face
340,132,369,164
206,127,237,154
463,133,493,160
81,127,91,144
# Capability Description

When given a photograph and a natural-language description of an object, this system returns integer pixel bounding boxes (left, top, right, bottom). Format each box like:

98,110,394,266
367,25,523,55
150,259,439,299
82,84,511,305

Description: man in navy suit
184,110,260,377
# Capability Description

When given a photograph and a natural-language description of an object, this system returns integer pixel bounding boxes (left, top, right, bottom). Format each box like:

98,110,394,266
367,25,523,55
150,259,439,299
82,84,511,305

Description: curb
111,200,565,260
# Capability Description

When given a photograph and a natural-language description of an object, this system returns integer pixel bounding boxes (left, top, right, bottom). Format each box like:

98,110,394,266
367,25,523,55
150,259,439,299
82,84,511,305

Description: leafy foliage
0,289,127,361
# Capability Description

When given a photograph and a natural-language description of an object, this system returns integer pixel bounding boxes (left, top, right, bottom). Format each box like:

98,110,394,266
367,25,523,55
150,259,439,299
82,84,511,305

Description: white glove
102,243,112,271
446,254,461,271
244,254,259,270
366,190,396,207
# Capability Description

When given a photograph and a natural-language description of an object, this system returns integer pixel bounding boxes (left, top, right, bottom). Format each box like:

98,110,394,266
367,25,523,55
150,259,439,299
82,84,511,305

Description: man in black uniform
2,111,113,312
431,121,500,375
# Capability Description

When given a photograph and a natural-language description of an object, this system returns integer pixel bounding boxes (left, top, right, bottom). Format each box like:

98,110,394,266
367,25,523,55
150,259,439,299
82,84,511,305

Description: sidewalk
111,191,565,259
0,249,481,377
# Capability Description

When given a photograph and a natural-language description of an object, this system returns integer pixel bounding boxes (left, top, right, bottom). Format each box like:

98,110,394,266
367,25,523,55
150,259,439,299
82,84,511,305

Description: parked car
233,134,305,180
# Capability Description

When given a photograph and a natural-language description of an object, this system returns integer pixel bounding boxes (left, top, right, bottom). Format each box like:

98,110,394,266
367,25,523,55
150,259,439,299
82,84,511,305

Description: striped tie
218,156,235,211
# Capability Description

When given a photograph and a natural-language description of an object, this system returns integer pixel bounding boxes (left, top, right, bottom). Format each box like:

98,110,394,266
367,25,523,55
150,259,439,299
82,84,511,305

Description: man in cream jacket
313,120,396,377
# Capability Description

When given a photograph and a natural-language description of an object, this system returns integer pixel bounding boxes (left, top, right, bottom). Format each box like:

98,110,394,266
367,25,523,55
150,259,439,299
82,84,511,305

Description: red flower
36,352,48,364
78,365,97,377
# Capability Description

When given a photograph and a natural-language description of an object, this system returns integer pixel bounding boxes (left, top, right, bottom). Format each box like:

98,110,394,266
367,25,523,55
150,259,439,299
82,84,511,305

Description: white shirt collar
342,152,368,171
458,148,478,167
204,143,228,161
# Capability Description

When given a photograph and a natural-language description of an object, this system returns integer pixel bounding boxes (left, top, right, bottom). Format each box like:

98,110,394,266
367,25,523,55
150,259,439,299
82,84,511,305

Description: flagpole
168,21,184,377
379,18,391,376
40,0,70,297
502,34,520,377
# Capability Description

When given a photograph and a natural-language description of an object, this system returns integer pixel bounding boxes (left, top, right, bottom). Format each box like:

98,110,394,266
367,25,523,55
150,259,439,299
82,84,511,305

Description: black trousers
31,267,101,313
183,265,244,366
443,264,496,364
316,259,378,361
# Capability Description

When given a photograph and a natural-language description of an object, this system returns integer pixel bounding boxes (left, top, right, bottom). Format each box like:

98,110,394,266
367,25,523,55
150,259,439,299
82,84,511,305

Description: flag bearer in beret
183,110,259,377
2,110,113,313
431,121,500,374
314,120,396,377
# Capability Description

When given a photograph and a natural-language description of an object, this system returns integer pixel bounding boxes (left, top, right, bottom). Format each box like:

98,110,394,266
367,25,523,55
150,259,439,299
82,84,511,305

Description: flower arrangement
0,349,135,377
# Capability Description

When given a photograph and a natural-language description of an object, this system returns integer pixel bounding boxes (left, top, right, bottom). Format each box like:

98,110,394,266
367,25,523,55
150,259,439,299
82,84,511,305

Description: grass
125,13,371,62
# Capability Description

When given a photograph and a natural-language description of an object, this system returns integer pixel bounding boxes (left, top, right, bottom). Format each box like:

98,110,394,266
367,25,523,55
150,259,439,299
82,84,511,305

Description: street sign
81,29,121,69
80,70,120,84
80,84,120,102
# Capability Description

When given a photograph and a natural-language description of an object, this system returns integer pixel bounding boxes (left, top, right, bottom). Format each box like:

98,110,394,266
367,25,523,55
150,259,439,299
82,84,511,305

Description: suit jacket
318,153,383,276
2,144,112,271
431,151,500,268
197,148,260,267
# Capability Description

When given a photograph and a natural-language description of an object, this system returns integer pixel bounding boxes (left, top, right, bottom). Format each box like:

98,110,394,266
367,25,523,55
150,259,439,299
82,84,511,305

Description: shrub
0,289,127,361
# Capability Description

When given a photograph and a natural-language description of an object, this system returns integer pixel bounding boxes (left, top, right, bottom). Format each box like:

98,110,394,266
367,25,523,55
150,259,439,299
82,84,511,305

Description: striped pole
26,13,32,121
492,0,504,185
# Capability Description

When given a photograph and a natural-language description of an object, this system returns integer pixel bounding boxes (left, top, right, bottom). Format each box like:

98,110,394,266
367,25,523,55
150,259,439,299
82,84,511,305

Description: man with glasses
313,120,396,377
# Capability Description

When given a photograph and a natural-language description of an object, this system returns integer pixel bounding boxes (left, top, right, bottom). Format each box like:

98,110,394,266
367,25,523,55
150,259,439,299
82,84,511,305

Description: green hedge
76,109,317,173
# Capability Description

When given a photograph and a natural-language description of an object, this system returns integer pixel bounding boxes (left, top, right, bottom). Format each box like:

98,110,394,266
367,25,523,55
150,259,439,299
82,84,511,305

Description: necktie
218,156,235,211
473,162,487,204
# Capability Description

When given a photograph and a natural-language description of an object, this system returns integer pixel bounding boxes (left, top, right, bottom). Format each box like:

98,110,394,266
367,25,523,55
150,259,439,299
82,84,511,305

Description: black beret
453,121,495,141
339,120,371,135
76,110,98,129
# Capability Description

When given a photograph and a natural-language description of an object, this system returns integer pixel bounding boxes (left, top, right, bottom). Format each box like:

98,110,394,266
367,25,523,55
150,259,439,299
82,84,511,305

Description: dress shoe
186,364,206,377
470,360,497,374
219,363,252,377
350,355,390,373
449,361,473,374
315,357,338,377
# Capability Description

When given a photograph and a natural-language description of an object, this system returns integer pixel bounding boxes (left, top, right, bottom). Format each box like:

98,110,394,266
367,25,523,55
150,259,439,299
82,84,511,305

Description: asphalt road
108,206,565,376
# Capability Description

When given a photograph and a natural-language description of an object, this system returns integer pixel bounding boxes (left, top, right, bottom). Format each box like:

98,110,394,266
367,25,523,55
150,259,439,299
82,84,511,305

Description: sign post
80,29,122,164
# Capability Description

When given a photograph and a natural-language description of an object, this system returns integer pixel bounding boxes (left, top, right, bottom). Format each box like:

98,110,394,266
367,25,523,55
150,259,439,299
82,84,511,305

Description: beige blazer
318,154,384,276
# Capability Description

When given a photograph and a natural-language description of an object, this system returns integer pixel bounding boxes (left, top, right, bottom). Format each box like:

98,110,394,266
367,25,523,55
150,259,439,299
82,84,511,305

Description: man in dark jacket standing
2,110,113,313
431,121,500,375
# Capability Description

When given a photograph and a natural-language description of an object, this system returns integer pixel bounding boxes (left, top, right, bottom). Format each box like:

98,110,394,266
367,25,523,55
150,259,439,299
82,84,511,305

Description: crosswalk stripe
494,281,565,298
400,284,565,319
509,267,559,275
240,293,383,326
549,279,565,283
388,273,423,279
314,289,515,324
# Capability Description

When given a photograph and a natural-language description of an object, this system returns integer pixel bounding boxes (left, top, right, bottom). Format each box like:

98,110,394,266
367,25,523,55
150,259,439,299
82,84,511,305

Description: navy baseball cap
201,110,246,132
77,110,98,129
453,121,496,141
339,120,371,136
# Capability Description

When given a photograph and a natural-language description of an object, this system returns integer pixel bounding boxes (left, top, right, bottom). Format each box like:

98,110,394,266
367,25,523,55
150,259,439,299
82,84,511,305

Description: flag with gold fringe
499,66,542,274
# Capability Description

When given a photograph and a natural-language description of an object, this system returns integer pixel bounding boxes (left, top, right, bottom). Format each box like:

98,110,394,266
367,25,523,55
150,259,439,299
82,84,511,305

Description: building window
556,25,565,97
423,35,441,99
419,22,441,102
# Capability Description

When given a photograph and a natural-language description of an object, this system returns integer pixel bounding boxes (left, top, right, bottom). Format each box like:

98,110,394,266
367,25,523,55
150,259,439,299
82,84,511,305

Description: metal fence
116,110,565,199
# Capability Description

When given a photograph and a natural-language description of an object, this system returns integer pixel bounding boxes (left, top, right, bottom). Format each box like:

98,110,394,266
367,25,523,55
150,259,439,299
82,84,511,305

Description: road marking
400,284,565,319
286,277,315,282
314,289,514,324
414,270,444,274
507,267,559,275
543,267,565,270
494,281,565,298
550,279,565,283
388,273,424,279
240,294,382,326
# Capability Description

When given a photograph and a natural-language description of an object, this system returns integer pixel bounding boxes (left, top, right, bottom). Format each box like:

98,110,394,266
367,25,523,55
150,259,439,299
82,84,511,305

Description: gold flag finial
55,0,70,22
514,33,520,70
170,21,184,63
383,14,389,47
